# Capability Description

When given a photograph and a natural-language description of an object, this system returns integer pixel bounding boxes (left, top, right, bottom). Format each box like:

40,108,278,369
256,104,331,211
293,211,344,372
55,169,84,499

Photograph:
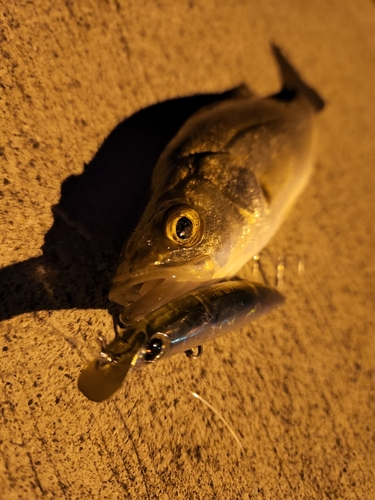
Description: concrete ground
0,1,374,499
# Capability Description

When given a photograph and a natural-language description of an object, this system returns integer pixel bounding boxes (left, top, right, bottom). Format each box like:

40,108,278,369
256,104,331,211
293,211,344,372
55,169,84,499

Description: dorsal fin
227,83,255,100
271,44,325,112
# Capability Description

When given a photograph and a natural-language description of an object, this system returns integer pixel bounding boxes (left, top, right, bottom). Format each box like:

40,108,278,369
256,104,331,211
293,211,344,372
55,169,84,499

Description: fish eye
164,205,201,246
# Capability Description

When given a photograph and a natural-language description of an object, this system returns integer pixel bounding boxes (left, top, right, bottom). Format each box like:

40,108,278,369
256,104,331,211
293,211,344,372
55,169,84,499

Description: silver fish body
109,46,323,325
78,280,284,402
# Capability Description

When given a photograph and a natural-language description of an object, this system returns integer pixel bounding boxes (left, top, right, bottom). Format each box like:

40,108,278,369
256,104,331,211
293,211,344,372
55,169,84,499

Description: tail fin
271,44,325,112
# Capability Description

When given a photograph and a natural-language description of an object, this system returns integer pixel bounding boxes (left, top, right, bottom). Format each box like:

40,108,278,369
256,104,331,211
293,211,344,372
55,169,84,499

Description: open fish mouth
109,274,216,325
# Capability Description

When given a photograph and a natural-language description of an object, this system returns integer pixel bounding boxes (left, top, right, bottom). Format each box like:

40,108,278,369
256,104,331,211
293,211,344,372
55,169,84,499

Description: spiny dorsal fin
227,83,255,100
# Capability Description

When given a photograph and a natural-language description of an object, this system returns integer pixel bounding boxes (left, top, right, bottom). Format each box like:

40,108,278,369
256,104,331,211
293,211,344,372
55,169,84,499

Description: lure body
78,280,284,401
109,46,324,325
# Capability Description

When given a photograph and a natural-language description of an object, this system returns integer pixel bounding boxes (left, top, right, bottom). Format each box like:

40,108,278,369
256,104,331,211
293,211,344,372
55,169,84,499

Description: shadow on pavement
0,89,240,321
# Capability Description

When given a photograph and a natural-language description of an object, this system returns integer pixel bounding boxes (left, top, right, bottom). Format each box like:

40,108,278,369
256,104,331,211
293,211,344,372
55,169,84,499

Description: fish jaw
108,259,217,325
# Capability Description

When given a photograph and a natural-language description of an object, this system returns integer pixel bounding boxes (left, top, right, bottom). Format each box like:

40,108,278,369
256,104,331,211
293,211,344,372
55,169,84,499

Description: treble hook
95,335,116,365
185,345,203,359
97,335,107,350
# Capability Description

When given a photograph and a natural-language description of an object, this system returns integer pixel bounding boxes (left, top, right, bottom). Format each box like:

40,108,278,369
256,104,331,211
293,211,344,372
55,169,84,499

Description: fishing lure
78,280,284,401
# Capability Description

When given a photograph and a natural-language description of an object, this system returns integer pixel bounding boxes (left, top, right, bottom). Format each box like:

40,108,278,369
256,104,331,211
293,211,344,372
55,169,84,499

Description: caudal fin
271,44,325,112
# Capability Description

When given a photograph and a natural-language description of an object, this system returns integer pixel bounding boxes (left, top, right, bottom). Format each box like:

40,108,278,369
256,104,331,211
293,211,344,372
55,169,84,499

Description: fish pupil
176,217,193,240
144,338,163,362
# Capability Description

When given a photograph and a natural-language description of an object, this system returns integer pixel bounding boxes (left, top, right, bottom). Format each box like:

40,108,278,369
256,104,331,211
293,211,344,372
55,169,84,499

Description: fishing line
187,389,245,454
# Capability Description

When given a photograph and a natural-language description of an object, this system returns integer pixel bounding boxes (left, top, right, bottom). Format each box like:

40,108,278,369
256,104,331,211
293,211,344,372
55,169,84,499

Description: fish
78,279,284,401
108,45,324,327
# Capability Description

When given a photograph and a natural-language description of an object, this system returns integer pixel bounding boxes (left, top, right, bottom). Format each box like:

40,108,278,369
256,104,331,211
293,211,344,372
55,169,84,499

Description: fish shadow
0,89,242,321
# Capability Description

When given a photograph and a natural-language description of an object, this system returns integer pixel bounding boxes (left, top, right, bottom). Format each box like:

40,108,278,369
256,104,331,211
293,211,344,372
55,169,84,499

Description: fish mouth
109,272,216,325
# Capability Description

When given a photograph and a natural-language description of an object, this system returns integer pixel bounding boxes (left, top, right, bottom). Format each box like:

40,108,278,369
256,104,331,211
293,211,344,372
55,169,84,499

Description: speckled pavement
0,2,374,499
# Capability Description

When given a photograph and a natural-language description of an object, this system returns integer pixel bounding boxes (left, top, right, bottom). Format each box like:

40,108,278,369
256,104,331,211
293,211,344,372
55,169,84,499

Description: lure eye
164,205,201,246
144,337,163,362
142,333,171,364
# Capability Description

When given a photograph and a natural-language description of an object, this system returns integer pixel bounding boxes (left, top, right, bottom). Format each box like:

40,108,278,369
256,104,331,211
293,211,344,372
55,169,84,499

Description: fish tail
271,43,325,112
